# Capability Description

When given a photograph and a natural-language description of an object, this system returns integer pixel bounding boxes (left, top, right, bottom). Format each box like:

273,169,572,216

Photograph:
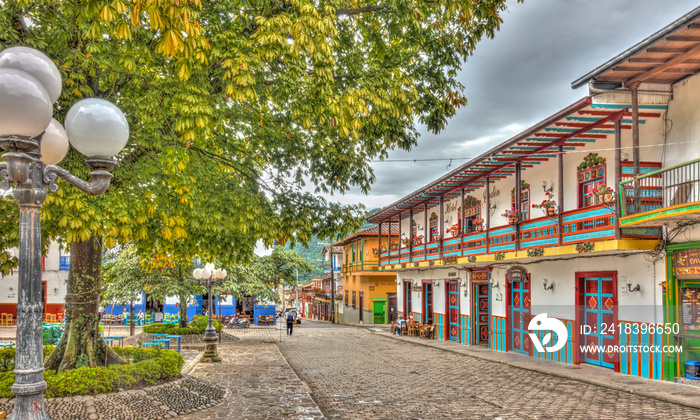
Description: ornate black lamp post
193,265,226,361
0,46,128,420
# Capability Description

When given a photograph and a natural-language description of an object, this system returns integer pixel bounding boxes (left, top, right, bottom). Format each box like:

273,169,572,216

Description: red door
446,281,460,342
576,272,619,370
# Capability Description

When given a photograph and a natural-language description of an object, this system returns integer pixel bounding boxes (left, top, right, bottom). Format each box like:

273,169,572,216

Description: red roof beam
579,109,659,118
556,122,631,130
535,132,608,139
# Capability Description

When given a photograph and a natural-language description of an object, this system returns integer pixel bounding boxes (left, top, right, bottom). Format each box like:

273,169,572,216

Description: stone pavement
276,321,700,419
178,326,324,420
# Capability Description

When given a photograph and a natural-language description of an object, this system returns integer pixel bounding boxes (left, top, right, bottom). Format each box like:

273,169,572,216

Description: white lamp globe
221,269,227,278
0,68,52,137
201,268,211,279
193,268,202,279
0,46,62,104
39,119,70,165
64,98,129,158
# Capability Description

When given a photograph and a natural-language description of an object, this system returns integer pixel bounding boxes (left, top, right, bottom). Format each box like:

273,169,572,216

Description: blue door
448,282,460,342
583,276,616,368
404,281,412,319
510,277,531,355
424,283,433,324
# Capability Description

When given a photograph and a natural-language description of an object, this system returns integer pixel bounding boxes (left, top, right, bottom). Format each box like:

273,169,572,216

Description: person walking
286,311,295,336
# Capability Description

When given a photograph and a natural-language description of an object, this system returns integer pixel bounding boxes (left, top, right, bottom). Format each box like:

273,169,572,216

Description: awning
572,6,700,88
368,98,665,223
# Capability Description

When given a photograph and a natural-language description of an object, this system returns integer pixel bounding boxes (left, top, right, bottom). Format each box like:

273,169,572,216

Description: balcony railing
620,157,700,217
378,203,661,267
341,260,381,273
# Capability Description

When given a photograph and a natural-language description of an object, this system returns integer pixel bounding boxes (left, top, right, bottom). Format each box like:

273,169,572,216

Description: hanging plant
494,252,505,261
467,256,476,263
577,153,606,171
511,181,530,194
379,243,387,252
401,237,412,247
464,195,481,208
447,223,460,237
429,212,438,221
527,247,544,257
576,242,595,253
413,234,424,245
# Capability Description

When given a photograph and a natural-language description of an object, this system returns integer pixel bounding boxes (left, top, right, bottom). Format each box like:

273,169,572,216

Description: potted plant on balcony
372,248,379,256
590,185,615,204
472,218,485,232
429,213,438,221
447,223,460,237
577,153,606,171
401,237,412,247
379,243,387,253
390,240,398,250
501,207,519,225
532,191,557,217
413,234,424,245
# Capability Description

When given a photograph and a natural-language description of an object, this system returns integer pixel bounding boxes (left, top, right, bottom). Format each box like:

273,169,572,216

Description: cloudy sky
328,0,700,210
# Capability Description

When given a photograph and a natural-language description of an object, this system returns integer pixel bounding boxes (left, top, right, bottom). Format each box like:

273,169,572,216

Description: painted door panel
448,282,460,342
583,276,616,368
473,282,490,345
424,283,433,324
510,276,531,355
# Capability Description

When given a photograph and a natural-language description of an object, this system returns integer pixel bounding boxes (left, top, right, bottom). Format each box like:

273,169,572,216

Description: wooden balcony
378,204,661,268
620,158,700,227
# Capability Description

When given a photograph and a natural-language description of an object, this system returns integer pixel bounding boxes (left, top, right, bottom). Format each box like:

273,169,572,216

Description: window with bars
352,291,356,308
345,290,349,305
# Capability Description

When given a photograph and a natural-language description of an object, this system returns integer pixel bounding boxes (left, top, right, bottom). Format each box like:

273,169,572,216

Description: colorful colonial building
335,225,399,324
368,7,700,382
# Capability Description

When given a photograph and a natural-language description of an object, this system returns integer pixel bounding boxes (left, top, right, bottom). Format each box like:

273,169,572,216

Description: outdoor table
104,335,124,347
153,339,170,349
152,333,168,340
142,342,158,348
103,338,114,346
166,335,182,353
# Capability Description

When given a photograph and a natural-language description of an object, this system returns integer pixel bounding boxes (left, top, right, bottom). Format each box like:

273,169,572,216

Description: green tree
1,0,519,370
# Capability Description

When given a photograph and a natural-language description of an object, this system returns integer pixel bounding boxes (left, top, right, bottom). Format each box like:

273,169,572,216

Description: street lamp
193,264,226,362
0,46,128,420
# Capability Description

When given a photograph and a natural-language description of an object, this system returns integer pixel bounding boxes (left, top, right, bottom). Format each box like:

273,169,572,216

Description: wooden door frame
444,279,461,342
403,280,412,318
421,279,433,324
471,278,491,346
575,271,619,371
505,273,532,355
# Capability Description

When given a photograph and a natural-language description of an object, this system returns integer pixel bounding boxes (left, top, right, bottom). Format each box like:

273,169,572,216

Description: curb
181,351,204,375
371,331,700,411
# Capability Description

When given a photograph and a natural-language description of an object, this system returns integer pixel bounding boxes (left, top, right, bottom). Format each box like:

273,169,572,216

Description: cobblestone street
275,322,700,419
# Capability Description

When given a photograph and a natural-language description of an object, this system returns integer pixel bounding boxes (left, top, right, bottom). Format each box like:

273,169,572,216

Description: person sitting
395,316,406,335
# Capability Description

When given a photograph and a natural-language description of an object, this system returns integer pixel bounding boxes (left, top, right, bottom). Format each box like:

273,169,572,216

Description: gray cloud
336,0,698,207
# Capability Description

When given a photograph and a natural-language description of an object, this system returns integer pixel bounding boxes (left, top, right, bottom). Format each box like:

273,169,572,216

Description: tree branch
335,5,382,16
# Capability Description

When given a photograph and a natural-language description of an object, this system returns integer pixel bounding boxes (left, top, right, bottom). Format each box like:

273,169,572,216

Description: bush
0,346,183,398
143,315,221,335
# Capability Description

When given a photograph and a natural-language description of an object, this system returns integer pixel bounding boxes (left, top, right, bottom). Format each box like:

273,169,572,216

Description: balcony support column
515,162,521,251
424,204,428,244
377,222,382,264
629,81,641,213
439,195,445,260
409,208,414,262
614,118,622,239
486,177,490,254
558,145,564,246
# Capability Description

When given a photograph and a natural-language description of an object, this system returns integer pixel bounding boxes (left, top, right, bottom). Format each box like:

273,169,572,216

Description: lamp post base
201,335,220,363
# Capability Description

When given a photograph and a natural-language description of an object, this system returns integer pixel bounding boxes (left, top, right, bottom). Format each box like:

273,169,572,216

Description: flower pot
474,224,483,232
451,231,458,237
547,207,556,217
508,216,517,226
602,193,613,204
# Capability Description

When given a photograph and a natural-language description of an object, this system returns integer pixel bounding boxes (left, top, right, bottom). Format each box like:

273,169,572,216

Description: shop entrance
387,293,398,323
472,270,491,346
576,272,618,369
508,273,531,355
446,281,460,342
423,281,433,324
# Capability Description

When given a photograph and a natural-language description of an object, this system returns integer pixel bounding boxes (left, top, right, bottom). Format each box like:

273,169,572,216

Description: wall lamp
542,181,553,194
542,278,553,291
432,279,439,288
626,278,640,293
490,278,499,289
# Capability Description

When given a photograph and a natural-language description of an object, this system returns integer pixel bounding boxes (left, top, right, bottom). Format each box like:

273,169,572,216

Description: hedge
0,346,183,398
143,315,221,335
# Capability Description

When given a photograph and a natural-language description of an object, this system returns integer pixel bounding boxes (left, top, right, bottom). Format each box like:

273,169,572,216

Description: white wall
664,72,700,166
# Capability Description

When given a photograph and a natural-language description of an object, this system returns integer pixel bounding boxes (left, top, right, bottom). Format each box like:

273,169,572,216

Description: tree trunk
179,293,188,328
45,233,125,371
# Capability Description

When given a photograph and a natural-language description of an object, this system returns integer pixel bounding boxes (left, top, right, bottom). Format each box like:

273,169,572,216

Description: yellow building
336,225,398,324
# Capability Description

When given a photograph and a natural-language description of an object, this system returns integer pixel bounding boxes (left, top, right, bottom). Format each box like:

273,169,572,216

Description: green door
373,301,386,324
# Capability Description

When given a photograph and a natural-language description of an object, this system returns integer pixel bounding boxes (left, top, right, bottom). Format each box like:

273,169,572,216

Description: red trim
421,280,433,324
403,280,412,318
444,279,461,342
575,271,619,372
505,273,532,355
